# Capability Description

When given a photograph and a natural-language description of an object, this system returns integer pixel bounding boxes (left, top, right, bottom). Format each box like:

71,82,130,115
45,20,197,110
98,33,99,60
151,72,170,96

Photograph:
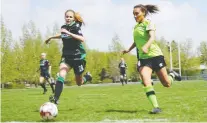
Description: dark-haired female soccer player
123,4,181,114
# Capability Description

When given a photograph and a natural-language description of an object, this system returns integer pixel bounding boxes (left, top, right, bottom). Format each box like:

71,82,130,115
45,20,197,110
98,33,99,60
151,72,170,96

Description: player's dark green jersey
61,21,86,60
40,59,50,72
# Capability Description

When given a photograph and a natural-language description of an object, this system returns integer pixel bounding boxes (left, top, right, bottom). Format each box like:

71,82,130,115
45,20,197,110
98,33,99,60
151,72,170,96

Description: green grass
1,80,207,122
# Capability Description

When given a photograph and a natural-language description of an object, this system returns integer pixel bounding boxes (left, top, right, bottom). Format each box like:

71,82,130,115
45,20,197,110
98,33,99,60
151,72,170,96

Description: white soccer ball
39,102,58,120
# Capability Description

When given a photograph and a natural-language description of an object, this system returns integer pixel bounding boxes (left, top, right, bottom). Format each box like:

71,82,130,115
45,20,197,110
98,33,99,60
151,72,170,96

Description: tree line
1,19,207,85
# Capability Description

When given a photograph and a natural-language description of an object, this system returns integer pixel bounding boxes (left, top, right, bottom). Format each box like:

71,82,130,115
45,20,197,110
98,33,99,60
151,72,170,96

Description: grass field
1,80,207,122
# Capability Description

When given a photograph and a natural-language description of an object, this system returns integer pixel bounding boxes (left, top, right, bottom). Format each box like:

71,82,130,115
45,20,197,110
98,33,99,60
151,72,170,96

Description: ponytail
145,5,159,14
74,12,85,25
134,4,159,16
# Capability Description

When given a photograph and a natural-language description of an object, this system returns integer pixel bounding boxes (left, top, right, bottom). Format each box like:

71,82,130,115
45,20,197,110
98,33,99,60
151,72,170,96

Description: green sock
144,85,159,108
83,77,87,84
168,75,174,85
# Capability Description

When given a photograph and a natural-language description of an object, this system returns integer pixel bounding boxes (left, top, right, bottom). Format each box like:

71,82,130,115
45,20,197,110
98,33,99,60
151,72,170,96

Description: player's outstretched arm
45,34,61,44
122,42,136,54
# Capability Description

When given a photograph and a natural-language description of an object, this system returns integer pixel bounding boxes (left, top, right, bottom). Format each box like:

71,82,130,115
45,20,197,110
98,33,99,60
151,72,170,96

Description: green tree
199,41,207,65
108,34,125,78
1,18,15,83
181,39,200,76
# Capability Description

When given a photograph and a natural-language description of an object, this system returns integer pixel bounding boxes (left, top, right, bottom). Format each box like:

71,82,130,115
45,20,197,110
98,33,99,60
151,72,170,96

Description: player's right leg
46,76,55,94
120,75,124,86
49,63,70,105
139,66,161,114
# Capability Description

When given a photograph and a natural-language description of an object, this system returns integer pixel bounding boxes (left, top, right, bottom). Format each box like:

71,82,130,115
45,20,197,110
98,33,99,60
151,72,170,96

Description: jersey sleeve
46,60,51,66
70,23,83,36
61,25,66,29
146,21,156,31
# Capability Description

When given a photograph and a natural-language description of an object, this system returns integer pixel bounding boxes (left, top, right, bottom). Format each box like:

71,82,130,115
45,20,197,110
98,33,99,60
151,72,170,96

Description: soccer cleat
149,107,162,114
169,70,182,81
49,95,59,105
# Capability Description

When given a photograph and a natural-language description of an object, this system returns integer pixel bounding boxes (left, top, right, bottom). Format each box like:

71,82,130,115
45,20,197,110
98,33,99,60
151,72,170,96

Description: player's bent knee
163,82,171,87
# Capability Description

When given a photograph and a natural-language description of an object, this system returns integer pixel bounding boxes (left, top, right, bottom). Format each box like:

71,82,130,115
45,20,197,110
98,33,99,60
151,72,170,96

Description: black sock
40,83,46,91
54,81,63,100
50,83,55,93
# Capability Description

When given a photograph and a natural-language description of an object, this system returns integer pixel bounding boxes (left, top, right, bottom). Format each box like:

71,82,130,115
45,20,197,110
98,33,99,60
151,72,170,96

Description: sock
168,74,174,85
54,76,64,100
40,83,46,91
82,77,87,84
144,85,159,108
50,83,55,93
46,79,55,93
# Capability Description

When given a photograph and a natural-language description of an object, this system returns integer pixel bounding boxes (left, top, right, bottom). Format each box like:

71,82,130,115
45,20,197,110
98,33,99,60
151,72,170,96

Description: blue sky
2,0,207,53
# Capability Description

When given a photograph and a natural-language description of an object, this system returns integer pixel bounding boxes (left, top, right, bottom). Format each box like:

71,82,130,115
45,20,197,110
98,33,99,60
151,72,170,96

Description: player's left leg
40,75,47,94
124,73,127,84
45,74,55,94
156,67,172,87
73,60,86,86
154,56,181,87
120,75,124,86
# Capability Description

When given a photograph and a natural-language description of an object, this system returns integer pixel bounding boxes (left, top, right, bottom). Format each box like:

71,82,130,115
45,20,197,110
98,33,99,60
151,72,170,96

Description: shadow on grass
37,119,56,122
34,108,74,113
96,109,147,113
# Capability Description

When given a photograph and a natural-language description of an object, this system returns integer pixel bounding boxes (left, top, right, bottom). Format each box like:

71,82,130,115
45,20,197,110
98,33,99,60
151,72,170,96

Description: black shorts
40,72,50,79
139,55,166,72
137,61,141,72
120,70,126,76
60,56,86,75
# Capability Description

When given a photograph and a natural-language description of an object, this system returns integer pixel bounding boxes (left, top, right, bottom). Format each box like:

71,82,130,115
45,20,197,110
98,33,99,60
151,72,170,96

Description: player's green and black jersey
61,21,86,60
40,59,50,72
136,48,139,60
119,62,127,75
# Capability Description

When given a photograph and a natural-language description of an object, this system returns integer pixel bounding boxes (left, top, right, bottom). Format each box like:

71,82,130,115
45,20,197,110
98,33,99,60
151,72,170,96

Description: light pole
178,42,182,76
167,42,173,70
167,41,182,76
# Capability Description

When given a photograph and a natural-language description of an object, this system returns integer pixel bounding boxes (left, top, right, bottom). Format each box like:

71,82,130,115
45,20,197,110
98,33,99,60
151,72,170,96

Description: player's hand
142,45,149,54
45,38,51,44
122,50,129,54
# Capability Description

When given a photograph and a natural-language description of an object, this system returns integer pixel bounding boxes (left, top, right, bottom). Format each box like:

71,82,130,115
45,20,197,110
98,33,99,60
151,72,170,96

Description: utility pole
168,42,173,70
178,42,182,76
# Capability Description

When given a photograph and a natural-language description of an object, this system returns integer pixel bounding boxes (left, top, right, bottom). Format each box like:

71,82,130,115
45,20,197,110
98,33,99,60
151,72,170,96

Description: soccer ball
39,102,58,120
